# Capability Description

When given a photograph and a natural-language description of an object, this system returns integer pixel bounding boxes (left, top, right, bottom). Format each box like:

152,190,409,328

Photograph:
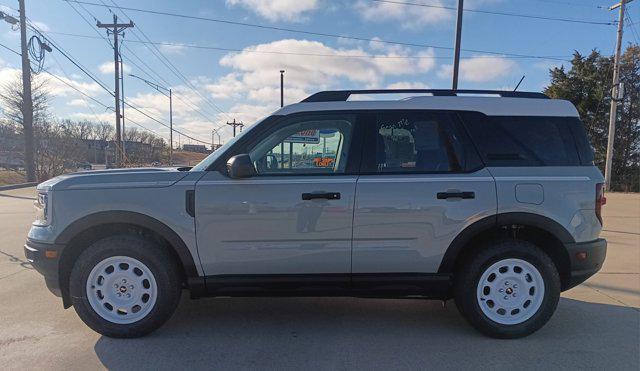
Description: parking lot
0,186,638,370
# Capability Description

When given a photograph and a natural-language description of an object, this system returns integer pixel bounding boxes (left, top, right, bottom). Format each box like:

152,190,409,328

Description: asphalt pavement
0,187,638,370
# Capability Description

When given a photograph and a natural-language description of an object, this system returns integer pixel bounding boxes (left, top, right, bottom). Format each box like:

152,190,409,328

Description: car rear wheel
69,235,182,338
454,240,560,338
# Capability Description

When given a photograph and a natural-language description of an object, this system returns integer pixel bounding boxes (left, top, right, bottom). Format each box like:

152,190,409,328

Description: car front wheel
69,235,182,338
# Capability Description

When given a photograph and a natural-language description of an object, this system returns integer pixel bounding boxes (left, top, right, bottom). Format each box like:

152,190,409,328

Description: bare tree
94,123,114,142
34,121,86,180
0,75,50,127
0,75,50,180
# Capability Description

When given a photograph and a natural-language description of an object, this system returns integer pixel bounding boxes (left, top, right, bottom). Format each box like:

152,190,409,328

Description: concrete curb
0,182,38,191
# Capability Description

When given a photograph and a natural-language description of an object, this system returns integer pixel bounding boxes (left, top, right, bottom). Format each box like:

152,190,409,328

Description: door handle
302,192,341,200
437,191,475,200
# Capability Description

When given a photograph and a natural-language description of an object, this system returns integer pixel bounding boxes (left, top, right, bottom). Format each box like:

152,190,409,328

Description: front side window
363,111,470,173
249,115,354,175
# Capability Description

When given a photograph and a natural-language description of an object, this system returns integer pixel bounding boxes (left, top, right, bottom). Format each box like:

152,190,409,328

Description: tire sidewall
69,235,181,338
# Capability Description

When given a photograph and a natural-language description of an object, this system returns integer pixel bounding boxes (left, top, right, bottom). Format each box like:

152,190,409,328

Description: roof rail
301,89,549,102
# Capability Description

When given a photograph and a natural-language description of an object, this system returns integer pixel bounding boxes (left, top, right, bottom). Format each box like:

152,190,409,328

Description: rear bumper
24,238,65,297
564,238,607,290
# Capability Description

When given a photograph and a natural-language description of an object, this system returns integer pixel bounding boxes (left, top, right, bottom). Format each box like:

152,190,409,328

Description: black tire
69,235,182,338
454,240,561,339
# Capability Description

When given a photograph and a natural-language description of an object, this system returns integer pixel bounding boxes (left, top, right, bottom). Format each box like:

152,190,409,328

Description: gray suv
25,89,607,339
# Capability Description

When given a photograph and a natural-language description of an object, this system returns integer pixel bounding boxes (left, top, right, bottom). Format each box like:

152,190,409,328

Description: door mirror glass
226,154,257,179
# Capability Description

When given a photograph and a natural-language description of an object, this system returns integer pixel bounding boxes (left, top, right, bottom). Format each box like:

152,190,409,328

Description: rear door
352,110,496,274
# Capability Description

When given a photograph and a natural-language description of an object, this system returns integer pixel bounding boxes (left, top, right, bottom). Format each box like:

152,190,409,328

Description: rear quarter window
460,113,583,166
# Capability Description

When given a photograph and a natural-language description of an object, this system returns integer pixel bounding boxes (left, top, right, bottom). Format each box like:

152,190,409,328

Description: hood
37,167,190,191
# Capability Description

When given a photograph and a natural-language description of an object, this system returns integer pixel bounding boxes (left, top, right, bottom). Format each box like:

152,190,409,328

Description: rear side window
460,113,582,166
361,111,482,173
567,118,595,165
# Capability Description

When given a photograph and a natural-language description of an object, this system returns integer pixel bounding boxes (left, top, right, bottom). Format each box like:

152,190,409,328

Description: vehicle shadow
94,296,639,370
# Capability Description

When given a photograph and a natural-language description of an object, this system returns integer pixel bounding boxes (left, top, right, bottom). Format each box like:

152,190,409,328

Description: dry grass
172,151,208,166
0,169,26,186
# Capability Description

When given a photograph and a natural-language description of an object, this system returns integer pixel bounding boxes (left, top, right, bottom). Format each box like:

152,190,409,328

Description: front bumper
24,238,65,297
564,238,607,290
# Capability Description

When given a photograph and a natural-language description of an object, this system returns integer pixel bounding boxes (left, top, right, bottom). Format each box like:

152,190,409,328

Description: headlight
34,192,50,226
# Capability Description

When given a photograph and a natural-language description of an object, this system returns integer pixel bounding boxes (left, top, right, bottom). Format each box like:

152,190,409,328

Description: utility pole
169,88,172,165
604,0,630,191
18,0,35,181
211,129,220,150
280,70,285,107
97,15,133,168
120,59,126,159
451,0,464,90
226,118,244,137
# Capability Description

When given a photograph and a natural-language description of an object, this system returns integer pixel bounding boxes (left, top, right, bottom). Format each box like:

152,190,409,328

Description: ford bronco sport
25,89,607,338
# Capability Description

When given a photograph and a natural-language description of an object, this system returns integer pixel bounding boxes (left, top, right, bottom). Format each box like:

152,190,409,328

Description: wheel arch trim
55,210,200,279
438,212,575,274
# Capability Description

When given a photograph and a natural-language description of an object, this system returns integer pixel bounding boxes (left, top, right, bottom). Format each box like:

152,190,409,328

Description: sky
0,0,638,146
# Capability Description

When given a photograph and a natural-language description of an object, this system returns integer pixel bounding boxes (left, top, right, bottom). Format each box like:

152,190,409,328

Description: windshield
190,116,266,171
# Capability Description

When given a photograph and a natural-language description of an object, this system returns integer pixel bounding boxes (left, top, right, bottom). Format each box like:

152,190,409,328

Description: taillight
595,183,606,225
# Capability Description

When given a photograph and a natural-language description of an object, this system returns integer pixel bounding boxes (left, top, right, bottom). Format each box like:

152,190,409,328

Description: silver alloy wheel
476,258,545,325
86,256,158,324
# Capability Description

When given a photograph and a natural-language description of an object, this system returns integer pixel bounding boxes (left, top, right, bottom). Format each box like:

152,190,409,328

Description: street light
129,74,173,165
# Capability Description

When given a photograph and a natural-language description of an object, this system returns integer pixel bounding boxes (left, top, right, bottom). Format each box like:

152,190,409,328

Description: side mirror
226,154,257,179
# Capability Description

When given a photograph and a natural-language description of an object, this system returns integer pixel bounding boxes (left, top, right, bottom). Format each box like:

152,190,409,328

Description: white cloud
30,21,50,32
67,98,90,107
201,38,439,137
207,73,246,100
221,103,276,129
354,0,451,29
0,66,103,97
386,81,430,89
438,56,517,83
46,74,104,96
159,43,187,55
69,112,113,123
226,0,318,22
213,39,431,92
98,61,131,75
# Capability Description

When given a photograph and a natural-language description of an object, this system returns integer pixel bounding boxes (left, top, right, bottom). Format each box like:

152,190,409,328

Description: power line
99,0,234,142
61,0,579,60
26,58,170,140
527,0,606,8
626,13,640,44
25,19,112,92
123,101,210,145
46,30,573,62
103,0,232,122
25,19,212,145
0,41,20,56
28,23,113,95
44,64,191,144
64,0,227,133
369,0,615,25
42,4,215,141
2,13,203,144
48,52,100,116
43,55,172,141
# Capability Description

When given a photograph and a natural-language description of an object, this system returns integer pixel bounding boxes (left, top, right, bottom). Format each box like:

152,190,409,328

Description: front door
195,113,361,277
